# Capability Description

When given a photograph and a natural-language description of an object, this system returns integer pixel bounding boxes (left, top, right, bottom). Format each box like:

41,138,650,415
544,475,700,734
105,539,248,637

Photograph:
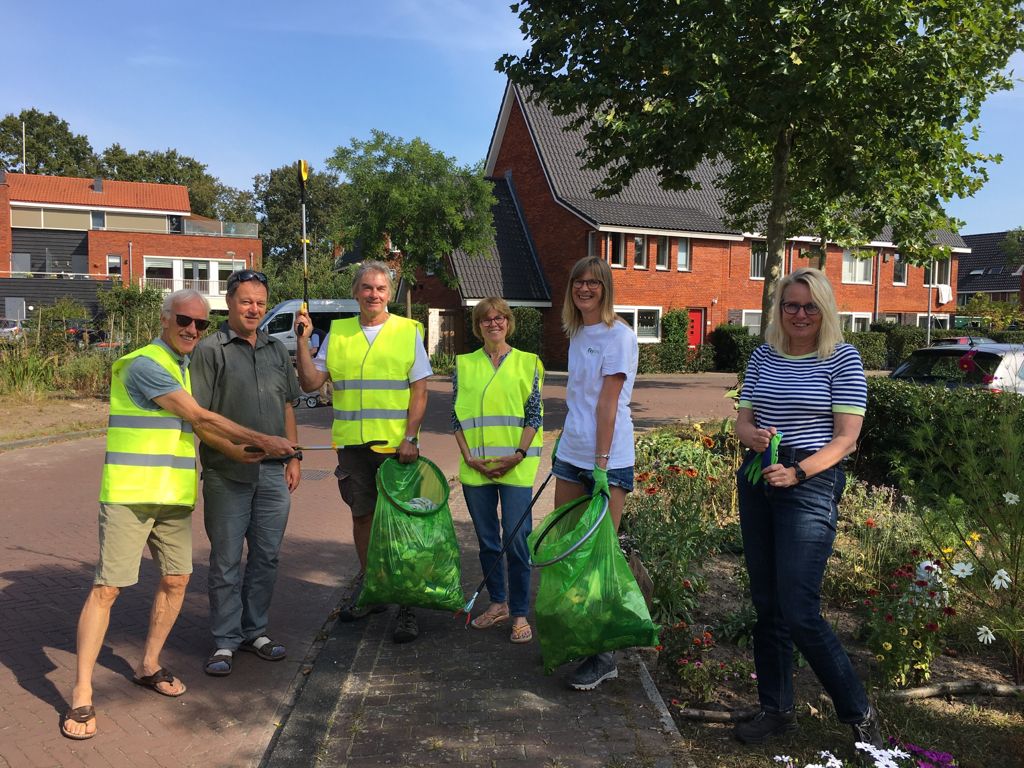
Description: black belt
778,446,815,465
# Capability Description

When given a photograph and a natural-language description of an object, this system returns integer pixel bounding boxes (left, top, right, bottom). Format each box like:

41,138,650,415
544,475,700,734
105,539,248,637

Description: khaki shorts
94,503,193,587
335,445,392,518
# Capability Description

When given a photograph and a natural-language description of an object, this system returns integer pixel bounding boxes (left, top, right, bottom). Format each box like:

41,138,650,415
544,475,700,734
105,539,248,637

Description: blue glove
592,465,610,497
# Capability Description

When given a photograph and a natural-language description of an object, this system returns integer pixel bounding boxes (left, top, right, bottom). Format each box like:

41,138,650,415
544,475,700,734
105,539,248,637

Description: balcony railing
183,220,259,238
142,277,227,295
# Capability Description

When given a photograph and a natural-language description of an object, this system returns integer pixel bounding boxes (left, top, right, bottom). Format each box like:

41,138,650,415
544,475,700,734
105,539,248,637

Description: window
839,312,872,332
607,233,625,267
750,241,767,279
741,310,762,336
655,236,670,270
676,237,691,271
615,306,661,342
631,235,646,269
91,211,105,230
892,253,907,285
923,259,951,286
916,314,951,330
106,255,121,276
842,249,873,284
182,260,210,292
217,260,244,293
588,231,599,258
144,257,173,289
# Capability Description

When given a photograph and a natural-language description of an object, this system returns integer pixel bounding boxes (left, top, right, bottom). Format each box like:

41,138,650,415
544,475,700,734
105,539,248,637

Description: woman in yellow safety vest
453,297,543,643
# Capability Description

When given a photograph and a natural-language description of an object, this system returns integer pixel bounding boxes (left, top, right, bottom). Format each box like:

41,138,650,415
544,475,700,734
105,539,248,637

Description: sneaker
851,705,884,751
733,710,798,745
392,606,419,644
569,652,618,691
338,575,386,622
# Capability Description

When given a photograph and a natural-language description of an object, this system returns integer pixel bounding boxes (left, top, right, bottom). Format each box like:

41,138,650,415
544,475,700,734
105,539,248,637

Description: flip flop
470,606,510,629
60,705,96,740
239,636,287,661
510,622,533,644
132,668,187,697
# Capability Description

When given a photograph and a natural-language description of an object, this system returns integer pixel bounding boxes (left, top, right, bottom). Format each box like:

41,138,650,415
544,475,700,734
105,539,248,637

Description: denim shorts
551,456,635,493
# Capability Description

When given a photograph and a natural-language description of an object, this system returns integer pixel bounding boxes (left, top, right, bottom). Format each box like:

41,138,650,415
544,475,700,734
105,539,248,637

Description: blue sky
4,1,1021,235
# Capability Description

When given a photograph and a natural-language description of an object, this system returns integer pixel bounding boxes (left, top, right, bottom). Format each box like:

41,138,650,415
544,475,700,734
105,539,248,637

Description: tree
1001,227,1024,267
254,163,346,266
263,249,354,306
327,130,496,307
98,144,222,217
0,108,97,176
498,0,1024,328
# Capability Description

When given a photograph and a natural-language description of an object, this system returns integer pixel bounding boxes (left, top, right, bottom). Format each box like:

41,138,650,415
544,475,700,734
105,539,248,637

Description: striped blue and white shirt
738,343,867,451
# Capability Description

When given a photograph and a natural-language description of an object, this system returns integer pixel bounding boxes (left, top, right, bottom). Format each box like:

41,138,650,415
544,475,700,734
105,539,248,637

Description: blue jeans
203,464,290,649
551,456,635,493
463,483,534,618
737,455,870,723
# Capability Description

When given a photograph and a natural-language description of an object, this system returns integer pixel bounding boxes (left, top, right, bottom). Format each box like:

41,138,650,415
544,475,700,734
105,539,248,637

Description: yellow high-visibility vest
328,315,423,450
99,343,197,506
454,347,543,487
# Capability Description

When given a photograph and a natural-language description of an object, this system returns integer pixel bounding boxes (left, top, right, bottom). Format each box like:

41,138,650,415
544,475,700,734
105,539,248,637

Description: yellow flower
876,654,885,661
882,642,892,651
913,640,922,649
899,627,909,636
854,565,864,574
941,547,954,555
969,532,982,543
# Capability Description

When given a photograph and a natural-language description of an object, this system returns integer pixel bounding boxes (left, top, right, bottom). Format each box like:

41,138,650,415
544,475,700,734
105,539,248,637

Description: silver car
891,343,1024,394
0,318,25,342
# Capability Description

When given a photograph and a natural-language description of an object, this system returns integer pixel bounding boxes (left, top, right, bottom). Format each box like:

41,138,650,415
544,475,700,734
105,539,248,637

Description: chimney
0,169,6,184
93,176,103,193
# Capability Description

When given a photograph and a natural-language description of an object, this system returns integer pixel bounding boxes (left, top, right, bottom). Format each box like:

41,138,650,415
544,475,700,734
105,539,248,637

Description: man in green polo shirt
190,269,302,676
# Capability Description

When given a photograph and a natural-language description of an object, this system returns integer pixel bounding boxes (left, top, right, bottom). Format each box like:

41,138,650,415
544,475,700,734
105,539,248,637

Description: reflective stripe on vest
328,315,423,449
99,343,197,507
454,348,543,487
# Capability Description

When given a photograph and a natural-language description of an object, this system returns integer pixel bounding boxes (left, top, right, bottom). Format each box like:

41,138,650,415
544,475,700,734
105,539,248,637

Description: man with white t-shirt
294,261,431,643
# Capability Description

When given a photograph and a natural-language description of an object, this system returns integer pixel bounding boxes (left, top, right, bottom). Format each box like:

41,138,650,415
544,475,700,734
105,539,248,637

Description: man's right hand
294,310,312,339
258,434,298,458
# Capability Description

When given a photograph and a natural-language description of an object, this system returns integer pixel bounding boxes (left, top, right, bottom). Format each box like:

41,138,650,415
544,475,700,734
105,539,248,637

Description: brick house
958,231,1024,307
414,82,967,367
0,171,261,318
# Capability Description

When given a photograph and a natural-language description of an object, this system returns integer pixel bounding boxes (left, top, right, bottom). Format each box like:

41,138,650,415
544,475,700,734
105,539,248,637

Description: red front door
688,308,705,347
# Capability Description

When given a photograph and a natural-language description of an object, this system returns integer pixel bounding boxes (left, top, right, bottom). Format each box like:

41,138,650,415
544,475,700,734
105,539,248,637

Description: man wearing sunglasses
189,269,303,677
62,289,296,741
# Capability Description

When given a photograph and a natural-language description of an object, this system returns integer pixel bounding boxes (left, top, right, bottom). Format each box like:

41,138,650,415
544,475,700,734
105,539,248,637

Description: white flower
773,757,792,764
890,747,911,760
1004,491,1020,505
977,625,996,644
991,569,1012,590
819,752,843,768
950,561,974,579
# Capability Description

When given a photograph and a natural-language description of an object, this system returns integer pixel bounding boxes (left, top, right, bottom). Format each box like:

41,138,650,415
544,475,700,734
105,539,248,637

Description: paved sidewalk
265,481,687,768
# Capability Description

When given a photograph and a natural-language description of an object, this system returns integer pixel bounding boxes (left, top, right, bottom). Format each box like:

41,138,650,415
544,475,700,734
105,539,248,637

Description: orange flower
864,517,877,528
702,436,715,448
685,468,698,478
645,486,659,495
668,465,682,475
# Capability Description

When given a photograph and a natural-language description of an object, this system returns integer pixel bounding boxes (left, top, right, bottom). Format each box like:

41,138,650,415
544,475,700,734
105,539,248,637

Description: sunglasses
175,314,211,331
226,269,268,292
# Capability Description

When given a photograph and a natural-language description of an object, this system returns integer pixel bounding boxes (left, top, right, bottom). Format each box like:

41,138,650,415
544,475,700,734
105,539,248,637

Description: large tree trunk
759,127,794,339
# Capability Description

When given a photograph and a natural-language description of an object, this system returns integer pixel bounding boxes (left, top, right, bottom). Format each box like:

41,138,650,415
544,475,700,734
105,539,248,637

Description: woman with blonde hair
554,255,638,690
453,298,543,643
733,267,882,751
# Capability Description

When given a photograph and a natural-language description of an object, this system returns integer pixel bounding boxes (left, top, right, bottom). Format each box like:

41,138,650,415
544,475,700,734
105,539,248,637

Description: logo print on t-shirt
586,347,599,355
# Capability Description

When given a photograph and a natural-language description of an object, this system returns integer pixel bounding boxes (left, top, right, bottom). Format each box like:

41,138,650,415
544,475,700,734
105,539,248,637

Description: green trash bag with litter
357,456,464,612
528,491,660,673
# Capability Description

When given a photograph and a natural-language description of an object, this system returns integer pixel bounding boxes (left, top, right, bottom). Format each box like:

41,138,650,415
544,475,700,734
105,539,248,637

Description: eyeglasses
226,269,268,292
175,314,211,331
480,316,508,326
781,301,821,316
572,279,603,290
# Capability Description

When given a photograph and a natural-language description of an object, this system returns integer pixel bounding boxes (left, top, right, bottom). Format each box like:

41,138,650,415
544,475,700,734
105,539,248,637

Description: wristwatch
404,435,419,446
793,462,807,483
515,448,528,459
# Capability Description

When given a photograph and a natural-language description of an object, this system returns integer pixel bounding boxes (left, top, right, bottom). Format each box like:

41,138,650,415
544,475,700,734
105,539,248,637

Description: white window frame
892,253,907,286
106,254,121,276
587,231,599,259
741,310,762,337
676,237,691,272
632,234,647,269
655,236,670,270
916,313,951,330
842,249,873,284
750,241,767,280
615,305,662,343
924,259,951,287
607,233,625,268
839,312,873,332
91,211,106,230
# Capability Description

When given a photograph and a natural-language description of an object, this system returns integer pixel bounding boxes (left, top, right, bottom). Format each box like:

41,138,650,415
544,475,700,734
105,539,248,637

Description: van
259,299,360,356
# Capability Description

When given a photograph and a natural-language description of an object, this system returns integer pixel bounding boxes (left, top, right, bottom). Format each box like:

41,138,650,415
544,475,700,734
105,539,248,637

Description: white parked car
890,343,1024,394
0,318,25,342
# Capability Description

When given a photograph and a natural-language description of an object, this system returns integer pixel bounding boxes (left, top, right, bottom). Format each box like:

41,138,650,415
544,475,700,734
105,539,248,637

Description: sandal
239,635,287,661
510,622,533,644
204,649,233,676
132,668,186,697
470,604,510,629
60,705,96,740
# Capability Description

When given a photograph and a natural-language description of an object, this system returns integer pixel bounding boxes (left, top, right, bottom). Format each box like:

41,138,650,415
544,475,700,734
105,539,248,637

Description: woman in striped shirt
732,268,882,752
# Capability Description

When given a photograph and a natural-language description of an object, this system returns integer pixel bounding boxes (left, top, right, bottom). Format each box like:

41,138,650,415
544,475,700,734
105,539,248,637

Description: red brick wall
87,231,262,285
0,179,11,274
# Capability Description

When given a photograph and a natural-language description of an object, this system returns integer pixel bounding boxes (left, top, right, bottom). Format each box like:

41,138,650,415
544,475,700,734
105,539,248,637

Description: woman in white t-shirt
553,255,638,691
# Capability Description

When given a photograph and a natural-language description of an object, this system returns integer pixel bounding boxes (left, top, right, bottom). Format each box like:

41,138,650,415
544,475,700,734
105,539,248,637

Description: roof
487,82,969,249
449,176,551,304
5,172,191,213
958,232,1024,294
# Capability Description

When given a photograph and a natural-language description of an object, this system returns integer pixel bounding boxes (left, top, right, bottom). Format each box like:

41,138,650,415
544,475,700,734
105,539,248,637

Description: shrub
637,344,661,373
709,324,760,373
510,306,544,358
429,351,455,376
0,347,57,396
54,352,112,396
842,331,886,370
991,330,1024,344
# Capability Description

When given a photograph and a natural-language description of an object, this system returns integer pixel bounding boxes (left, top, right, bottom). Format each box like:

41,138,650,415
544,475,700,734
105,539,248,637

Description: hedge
462,305,544,359
636,342,715,374
709,324,760,373
842,331,887,370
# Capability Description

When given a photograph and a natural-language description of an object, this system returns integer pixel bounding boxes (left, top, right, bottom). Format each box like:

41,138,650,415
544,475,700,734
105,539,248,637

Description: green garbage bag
528,491,660,673
357,457,464,612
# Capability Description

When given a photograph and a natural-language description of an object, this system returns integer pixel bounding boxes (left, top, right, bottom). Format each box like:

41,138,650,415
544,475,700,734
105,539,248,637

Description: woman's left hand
761,463,800,488
486,454,521,479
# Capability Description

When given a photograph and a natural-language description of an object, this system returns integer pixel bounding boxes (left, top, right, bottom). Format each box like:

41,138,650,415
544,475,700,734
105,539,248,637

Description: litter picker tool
296,159,310,338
